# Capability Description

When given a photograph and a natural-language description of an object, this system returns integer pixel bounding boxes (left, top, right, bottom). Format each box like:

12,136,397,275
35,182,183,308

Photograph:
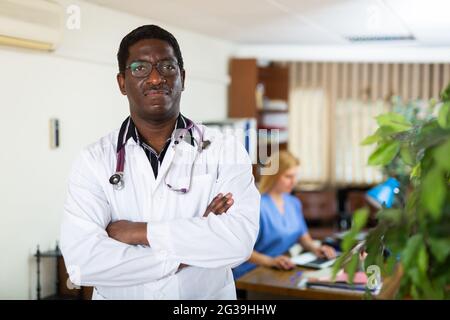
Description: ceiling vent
346,35,416,43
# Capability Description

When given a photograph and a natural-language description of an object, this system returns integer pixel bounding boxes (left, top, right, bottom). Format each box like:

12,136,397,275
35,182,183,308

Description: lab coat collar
117,114,195,153
116,114,199,191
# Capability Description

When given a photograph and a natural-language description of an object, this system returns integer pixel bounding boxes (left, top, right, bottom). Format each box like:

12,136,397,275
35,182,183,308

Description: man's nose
146,67,164,85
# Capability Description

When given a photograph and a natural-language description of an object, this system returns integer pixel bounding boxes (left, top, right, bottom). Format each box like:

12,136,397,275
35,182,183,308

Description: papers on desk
296,268,333,288
290,252,338,269
307,270,381,293
296,267,382,294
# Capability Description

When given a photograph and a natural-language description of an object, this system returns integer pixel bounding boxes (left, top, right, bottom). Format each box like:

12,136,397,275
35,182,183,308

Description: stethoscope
109,116,210,193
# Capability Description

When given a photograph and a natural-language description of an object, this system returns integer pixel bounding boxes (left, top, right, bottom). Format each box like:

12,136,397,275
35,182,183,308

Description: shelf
258,126,288,131
228,59,290,174
258,109,288,114
228,58,289,118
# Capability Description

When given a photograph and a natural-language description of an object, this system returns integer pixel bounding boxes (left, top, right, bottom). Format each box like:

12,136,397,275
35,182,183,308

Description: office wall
0,0,234,299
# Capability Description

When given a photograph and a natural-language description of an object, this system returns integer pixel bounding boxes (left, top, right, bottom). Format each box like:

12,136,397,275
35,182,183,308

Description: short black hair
117,24,184,74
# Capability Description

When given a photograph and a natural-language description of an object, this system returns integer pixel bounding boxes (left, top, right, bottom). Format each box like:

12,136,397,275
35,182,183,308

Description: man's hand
203,193,234,217
106,220,149,246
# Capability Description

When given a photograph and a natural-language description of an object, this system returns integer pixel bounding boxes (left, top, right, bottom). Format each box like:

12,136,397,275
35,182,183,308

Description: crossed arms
105,192,234,246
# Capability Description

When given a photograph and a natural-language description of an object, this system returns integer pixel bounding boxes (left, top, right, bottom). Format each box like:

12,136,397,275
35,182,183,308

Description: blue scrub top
233,193,308,279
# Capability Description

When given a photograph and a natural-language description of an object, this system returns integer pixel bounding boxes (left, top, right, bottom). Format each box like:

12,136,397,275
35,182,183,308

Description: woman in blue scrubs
233,151,336,279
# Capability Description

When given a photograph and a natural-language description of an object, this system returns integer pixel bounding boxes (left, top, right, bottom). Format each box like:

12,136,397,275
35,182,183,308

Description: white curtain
288,88,329,186
334,99,386,185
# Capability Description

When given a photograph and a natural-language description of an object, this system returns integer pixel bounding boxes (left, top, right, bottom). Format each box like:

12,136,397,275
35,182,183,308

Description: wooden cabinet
35,245,93,300
228,59,259,118
228,58,290,176
257,64,289,101
228,58,289,118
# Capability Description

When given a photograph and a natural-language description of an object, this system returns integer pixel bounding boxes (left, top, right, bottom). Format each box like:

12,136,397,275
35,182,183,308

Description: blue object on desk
290,271,304,284
366,177,400,209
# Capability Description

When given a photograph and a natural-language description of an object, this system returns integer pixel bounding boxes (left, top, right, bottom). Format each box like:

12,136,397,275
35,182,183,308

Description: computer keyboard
309,257,330,265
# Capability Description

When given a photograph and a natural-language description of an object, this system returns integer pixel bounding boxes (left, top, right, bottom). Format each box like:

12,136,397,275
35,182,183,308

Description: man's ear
116,73,127,95
181,69,186,91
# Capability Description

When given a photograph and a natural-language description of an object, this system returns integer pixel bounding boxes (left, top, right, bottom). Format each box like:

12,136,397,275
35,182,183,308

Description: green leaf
377,209,402,224
378,126,401,137
437,102,450,129
410,283,420,299
429,238,450,263
430,274,447,299
421,166,446,220
332,255,344,279
399,145,415,166
401,234,422,269
408,267,422,286
361,126,403,145
408,267,435,299
410,163,421,179
440,83,450,102
376,112,412,132
361,227,385,270
368,140,401,165
341,232,357,252
417,244,428,274
384,225,408,254
352,208,369,231
385,255,397,275
361,133,380,145
434,139,450,170
344,254,359,285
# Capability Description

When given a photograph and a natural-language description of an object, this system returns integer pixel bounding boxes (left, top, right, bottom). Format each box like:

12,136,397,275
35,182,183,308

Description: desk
35,245,93,300
236,266,365,300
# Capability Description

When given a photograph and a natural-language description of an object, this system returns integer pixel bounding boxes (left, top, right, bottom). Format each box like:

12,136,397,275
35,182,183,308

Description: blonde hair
259,150,300,194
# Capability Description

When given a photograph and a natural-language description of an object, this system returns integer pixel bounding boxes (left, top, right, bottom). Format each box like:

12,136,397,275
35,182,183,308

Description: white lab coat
60,123,260,299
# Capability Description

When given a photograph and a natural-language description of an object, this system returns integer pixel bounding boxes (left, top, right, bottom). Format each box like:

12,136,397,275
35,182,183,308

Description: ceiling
89,0,450,46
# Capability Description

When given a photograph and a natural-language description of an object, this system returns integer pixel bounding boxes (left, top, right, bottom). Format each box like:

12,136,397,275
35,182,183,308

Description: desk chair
345,190,378,227
293,190,339,240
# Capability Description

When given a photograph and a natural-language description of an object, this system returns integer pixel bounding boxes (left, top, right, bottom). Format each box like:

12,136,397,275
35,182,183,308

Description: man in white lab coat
60,25,260,299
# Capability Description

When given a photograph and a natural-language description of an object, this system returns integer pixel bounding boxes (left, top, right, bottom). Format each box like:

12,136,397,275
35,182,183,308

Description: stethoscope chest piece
109,172,124,190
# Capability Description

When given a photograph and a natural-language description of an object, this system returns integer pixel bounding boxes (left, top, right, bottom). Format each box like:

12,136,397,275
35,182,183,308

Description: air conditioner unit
0,0,64,51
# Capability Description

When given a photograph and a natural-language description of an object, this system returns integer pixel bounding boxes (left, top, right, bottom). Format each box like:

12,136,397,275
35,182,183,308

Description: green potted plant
333,84,450,299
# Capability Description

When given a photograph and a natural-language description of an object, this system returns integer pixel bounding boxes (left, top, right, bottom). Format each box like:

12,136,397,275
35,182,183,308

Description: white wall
0,0,234,299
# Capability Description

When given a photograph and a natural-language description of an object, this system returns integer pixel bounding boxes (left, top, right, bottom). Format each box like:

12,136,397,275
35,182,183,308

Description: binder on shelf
202,118,257,163
263,99,288,111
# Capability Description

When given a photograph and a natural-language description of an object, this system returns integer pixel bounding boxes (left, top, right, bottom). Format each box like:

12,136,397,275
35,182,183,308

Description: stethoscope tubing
110,116,207,192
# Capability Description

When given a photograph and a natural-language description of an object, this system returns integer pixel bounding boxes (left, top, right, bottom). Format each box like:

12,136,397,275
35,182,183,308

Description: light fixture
366,177,400,209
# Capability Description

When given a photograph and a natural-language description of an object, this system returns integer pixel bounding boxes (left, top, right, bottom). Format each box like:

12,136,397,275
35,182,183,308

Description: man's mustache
143,85,171,96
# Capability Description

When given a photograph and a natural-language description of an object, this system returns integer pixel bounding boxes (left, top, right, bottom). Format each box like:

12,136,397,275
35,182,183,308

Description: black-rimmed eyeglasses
125,60,179,78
